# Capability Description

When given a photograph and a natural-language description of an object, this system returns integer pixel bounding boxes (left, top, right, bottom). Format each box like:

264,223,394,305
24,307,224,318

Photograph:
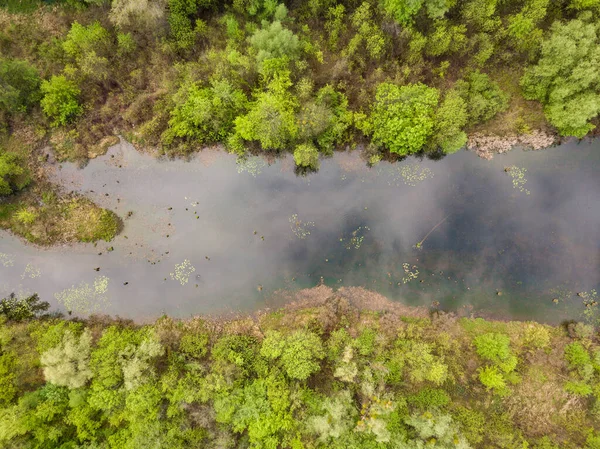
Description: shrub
293,143,319,169
370,82,439,156
0,58,41,115
565,342,591,368
0,151,30,196
431,89,468,154
408,388,451,409
478,365,507,393
15,207,36,225
41,329,93,389
40,76,82,126
565,380,593,396
164,79,247,146
261,329,324,380
474,333,517,372
0,293,50,321
456,71,509,124
234,71,298,150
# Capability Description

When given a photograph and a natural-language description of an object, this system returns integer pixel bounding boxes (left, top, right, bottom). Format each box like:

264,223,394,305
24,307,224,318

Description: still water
1,140,599,322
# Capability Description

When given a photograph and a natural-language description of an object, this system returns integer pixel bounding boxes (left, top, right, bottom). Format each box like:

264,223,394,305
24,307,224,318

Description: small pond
1,139,599,323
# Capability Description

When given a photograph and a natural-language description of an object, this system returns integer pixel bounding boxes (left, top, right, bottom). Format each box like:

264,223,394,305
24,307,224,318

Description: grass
0,192,122,245
472,66,550,137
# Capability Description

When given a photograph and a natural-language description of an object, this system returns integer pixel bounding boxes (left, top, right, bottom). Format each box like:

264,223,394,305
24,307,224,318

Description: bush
431,89,468,154
478,365,507,393
164,79,247,146
293,143,319,169
408,388,450,409
370,82,439,156
234,71,298,150
261,329,324,380
565,342,591,368
473,333,517,372
456,71,509,124
0,151,30,196
0,293,50,321
0,58,41,115
40,76,82,126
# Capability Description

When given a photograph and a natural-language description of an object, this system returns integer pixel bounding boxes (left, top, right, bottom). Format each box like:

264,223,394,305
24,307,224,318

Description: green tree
249,20,300,64
261,329,325,380
455,71,508,124
381,0,455,26
370,82,439,156
431,89,468,154
0,151,30,196
164,79,247,145
293,143,319,169
0,58,41,115
40,76,82,126
41,329,93,389
344,2,386,64
521,17,600,137
234,69,298,151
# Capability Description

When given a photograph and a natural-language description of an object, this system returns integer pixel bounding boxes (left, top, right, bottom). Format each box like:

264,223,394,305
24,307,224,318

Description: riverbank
1,285,599,448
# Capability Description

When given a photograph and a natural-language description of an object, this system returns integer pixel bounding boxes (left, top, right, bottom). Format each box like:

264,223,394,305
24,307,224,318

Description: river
0,139,599,323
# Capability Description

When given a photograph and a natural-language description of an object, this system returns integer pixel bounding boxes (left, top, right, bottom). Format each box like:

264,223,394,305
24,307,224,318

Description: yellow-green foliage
0,300,597,448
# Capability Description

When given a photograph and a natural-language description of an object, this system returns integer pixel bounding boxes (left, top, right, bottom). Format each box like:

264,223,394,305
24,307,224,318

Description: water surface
1,140,599,323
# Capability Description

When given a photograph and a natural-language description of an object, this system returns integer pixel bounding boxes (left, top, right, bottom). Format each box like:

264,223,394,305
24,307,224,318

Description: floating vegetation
579,289,599,326
0,253,14,267
54,276,110,314
380,164,433,187
399,164,434,186
549,286,573,304
289,214,315,239
21,263,41,280
402,263,420,284
414,215,449,249
340,226,370,250
237,156,267,177
504,166,531,195
170,259,196,285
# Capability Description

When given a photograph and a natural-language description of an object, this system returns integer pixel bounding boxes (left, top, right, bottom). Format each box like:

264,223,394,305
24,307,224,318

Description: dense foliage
1,293,600,448
2,0,599,170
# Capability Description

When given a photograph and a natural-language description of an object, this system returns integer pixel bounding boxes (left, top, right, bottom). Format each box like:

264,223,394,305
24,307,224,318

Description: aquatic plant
399,164,434,186
170,259,195,285
289,213,315,239
340,226,370,250
236,156,267,177
0,253,14,267
414,215,449,249
21,263,41,279
402,263,420,284
580,289,599,327
54,275,110,313
504,166,531,195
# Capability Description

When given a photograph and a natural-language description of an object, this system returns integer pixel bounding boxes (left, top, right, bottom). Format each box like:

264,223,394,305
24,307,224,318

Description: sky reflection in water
0,140,599,323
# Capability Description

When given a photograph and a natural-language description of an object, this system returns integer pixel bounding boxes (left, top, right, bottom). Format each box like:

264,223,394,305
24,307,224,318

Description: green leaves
40,75,82,127
249,20,300,64
0,58,40,115
0,151,31,196
521,17,600,137
164,79,248,146
370,82,439,156
455,70,508,124
261,330,324,380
